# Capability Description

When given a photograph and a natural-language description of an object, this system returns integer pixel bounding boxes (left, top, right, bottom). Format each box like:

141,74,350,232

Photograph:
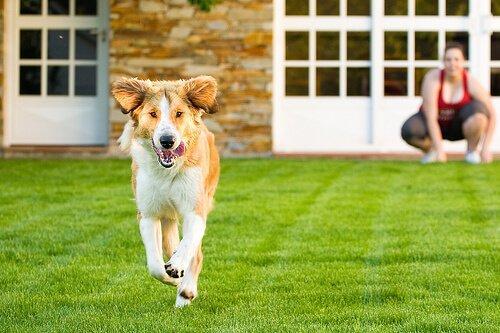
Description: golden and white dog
111,76,220,307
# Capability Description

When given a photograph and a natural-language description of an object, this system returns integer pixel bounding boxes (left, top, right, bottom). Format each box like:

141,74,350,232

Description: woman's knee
401,114,426,143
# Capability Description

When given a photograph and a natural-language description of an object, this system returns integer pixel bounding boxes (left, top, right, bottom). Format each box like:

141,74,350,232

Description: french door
4,0,109,146
273,0,500,153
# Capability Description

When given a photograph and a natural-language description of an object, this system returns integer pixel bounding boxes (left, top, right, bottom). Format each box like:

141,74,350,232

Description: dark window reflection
347,32,370,60
491,33,500,60
446,0,468,16
316,67,339,96
491,68,500,96
415,31,438,60
20,30,41,59
416,0,438,15
385,31,407,60
75,66,97,96
75,0,97,15
415,67,432,96
446,31,469,59
20,65,41,95
494,1,500,15
347,0,370,15
286,67,309,96
385,68,407,96
286,0,308,15
20,0,41,14
286,31,309,60
317,31,339,60
47,66,69,95
347,67,370,96
385,0,407,15
48,0,69,15
317,0,339,15
48,30,69,59
76,29,97,60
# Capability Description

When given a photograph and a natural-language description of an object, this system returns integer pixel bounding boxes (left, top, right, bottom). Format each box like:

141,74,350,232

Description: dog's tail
118,120,134,152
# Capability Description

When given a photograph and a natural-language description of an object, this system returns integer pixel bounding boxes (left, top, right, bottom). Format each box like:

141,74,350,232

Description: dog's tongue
174,141,185,157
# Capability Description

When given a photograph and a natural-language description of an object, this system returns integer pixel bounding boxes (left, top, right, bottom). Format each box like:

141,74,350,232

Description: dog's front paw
165,262,184,278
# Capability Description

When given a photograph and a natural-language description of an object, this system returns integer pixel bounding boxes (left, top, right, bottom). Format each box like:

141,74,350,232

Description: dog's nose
159,135,176,149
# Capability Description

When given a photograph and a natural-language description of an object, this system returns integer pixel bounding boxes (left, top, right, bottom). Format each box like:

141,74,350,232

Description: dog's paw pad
165,263,184,279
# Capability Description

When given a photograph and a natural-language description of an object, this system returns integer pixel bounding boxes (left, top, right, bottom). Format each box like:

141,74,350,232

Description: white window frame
273,0,500,154
3,0,109,147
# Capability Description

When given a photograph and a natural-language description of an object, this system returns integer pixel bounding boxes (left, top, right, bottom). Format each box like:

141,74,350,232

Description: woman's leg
401,112,432,152
459,101,489,151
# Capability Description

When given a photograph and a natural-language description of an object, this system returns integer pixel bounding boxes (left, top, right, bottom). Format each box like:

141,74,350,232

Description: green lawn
0,159,498,332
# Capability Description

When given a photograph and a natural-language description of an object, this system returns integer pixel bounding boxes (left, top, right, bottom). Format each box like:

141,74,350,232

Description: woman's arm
468,75,496,162
421,70,446,161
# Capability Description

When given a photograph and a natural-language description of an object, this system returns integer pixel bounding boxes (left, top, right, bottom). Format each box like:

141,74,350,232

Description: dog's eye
176,112,183,118
149,112,157,118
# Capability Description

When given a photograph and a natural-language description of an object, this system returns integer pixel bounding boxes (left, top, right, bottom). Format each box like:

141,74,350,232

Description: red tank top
437,69,471,127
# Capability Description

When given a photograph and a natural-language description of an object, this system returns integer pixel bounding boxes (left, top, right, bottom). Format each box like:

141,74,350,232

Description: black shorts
401,100,489,142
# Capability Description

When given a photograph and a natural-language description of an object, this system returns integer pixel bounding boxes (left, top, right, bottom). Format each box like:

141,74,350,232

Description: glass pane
20,65,41,95
416,0,438,15
75,0,97,15
446,31,468,59
48,30,69,59
446,0,468,16
493,0,500,15
286,67,308,96
20,30,41,59
415,67,432,96
491,33,500,60
47,66,69,95
316,67,339,96
415,31,438,60
347,0,370,15
286,0,308,15
76,29,97,60
48,0,69,15
491,68,500,96
385,68,407,96
317,0,339,15
316,32,339,60
347,67,370,96
75,66,97,96
20,0,41,14
385,0,407,15
385,31,407,60
347,32,370,60
286,31,308,60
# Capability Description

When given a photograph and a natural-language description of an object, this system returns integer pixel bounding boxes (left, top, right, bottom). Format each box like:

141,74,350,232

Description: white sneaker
464,150,481,164
421,151,438,164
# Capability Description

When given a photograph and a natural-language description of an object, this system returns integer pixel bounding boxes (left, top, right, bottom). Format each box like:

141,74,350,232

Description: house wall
109,0,273,156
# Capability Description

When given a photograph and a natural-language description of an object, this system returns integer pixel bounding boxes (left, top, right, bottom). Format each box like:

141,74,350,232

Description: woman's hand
437,149,447,162
480,149,493,163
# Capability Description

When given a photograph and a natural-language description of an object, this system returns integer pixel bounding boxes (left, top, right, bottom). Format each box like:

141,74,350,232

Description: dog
111,75,220,307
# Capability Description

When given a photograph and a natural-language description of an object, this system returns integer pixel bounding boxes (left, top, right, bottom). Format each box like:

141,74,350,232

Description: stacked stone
110,0,273,156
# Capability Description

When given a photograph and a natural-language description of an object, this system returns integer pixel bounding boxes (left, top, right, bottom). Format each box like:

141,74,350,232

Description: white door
273,0,500,154
5,0,109,146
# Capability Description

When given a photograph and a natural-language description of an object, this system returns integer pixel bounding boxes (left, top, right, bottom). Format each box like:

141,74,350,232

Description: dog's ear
111,77,150,114
183,75,219,114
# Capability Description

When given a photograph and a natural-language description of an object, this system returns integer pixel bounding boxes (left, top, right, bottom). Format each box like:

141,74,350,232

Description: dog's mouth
152,140,185,168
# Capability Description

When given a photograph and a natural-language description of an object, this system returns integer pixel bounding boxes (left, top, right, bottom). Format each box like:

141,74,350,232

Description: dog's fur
111,76,220,307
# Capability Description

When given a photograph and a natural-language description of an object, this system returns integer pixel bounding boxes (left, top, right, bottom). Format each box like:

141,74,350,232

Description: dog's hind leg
161,217,180,259
176,245,203,307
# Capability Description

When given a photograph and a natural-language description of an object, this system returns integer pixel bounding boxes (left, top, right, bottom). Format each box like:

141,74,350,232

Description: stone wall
109,0,273,156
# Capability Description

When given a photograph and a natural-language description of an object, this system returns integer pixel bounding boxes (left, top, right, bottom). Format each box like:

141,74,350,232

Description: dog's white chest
135,165,202,217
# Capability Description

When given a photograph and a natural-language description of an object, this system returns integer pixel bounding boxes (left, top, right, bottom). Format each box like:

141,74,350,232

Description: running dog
111,76,220,307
